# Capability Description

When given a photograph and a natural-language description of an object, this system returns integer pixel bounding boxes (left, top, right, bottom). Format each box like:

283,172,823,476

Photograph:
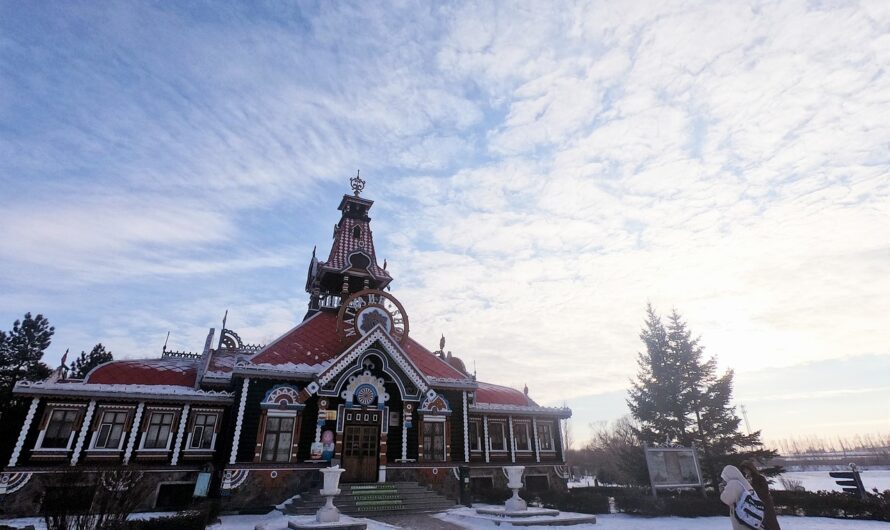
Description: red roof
250,312,344,367
250,311,470,382
475,381,538,407
402,337,469,380
322,216,391,281
86,358,198,387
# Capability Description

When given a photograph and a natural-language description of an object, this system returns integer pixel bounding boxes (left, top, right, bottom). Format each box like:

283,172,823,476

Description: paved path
370,513,465,530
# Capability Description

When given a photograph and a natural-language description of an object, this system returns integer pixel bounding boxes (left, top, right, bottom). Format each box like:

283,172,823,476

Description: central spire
350,169,365,197
304,173,392,317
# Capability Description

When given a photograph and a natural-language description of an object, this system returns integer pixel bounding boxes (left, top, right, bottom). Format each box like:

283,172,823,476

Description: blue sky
1,1,888,445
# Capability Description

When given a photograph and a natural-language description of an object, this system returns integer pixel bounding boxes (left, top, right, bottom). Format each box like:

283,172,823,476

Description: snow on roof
471,381,571,417
15,380,233,403
203,348,250,381
86,358,199,387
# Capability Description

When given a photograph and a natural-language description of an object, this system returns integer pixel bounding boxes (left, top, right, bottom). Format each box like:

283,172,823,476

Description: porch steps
284,482,455,516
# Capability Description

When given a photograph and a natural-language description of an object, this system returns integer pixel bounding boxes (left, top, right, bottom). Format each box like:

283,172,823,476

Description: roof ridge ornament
350,169,365,196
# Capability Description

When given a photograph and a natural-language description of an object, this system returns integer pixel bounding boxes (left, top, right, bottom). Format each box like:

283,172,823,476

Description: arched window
352,226,362,239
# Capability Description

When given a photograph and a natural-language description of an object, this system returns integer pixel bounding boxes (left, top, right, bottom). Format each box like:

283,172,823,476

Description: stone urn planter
316,466,346,523
503,465,528,512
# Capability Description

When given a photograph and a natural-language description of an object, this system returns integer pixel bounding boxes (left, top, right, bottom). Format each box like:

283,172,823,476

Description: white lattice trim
170,404,190,466
401,421,408,461
122,402,145,465
229,379,249,465
71,400,96,466
462,391,469,463
8,397,39,467
509,416,516,463
483,415,490,463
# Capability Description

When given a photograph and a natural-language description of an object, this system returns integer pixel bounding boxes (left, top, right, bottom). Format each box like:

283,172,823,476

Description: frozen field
570,470,890,493
776,470,890,492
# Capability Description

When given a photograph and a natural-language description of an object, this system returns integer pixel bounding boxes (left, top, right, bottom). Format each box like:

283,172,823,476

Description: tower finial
350,169,365,196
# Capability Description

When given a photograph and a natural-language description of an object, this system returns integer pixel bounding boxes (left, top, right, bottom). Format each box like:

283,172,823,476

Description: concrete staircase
284,482,455,517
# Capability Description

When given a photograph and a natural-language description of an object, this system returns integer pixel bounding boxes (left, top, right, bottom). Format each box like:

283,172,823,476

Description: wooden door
342,425,379,483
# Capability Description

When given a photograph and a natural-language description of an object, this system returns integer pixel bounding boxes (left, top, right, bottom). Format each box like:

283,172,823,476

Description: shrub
614,491,726,517
127,511,206,530
533,488,610,514
772,490,890,521
472,486,511,505
43,469,150,530
614,494,661,515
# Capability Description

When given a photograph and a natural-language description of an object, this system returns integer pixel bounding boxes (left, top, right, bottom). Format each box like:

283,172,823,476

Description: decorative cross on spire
350,170,365,196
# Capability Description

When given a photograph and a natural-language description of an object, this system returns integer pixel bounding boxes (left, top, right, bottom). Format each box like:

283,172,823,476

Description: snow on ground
436,506,890,530
208,511,400,530
591,514,890,529
4,504,890,529
0,512,398,530
437,505,890,530
776,470,890,493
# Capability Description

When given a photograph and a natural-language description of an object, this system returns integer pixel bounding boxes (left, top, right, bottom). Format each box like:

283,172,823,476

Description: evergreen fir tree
0,313,54,464
627,305,778,490
70,343,114,379
627,304,690,444
0,312,54,412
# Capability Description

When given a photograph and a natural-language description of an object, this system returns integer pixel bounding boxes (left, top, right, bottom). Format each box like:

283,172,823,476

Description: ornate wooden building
0,177,571,515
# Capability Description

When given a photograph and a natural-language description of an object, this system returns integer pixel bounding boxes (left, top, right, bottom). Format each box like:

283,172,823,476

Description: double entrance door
341,409,381,483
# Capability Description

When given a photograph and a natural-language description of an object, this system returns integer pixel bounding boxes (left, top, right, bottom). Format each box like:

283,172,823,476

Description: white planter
316,466,346,523
504,466,525,490
503,466,528,512
320,466,345,496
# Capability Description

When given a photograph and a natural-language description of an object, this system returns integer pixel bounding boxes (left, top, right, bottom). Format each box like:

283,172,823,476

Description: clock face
337,289,409,344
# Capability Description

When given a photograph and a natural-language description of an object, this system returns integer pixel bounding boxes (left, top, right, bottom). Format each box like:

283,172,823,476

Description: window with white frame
468,418,482,452
188,412,218,450
536,422,554,451
422,420,446,461
514,421,531,451
38,408,80,449
92,410,129,450
141,411,175,449
488,421,507,452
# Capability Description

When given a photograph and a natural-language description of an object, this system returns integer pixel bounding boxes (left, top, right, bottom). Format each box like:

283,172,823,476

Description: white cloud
1,0,888,442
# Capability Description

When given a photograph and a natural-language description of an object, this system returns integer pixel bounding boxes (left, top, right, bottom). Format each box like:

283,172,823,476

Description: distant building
0,177,571,515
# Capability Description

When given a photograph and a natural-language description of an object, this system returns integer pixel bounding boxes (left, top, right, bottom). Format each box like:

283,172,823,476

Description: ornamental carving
221,469,249,491
219,329,263,353
0,472,32,495
316,328,428,401
419,392,452,415
341,371,389,409
261,385,303,410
